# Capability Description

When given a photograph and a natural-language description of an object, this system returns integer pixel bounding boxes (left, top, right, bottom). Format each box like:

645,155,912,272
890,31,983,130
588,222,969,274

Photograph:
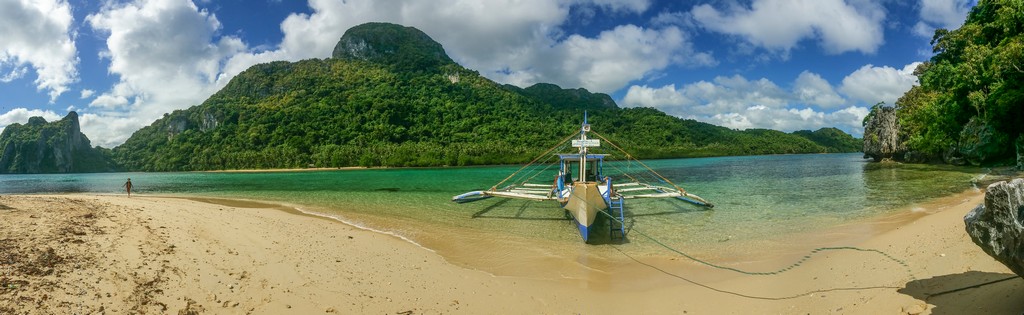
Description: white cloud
838,62,921,106
690,0,886,55
620,64,921,136
494,25,710,92
623,75,791,117
0,0,78,101
84,0,246,147
914,0,974,37
0,108,64,134
793,71,844,108
578,0,650,14
1,67,28,82
80,89,95,99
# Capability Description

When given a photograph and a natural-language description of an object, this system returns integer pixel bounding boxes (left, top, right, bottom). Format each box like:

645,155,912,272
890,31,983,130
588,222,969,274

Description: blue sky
0,0,976,148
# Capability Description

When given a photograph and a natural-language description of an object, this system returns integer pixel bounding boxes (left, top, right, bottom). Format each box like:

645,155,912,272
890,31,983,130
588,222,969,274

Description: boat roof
556,154,608,161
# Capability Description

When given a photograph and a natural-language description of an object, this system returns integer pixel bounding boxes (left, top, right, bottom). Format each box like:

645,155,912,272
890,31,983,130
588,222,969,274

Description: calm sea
0,153,985,277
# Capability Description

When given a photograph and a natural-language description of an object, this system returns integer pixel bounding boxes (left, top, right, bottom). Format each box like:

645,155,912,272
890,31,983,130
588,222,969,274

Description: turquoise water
0,153,984,268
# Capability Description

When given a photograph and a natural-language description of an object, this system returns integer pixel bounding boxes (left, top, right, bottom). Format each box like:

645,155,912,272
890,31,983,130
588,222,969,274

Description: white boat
453,114,712,243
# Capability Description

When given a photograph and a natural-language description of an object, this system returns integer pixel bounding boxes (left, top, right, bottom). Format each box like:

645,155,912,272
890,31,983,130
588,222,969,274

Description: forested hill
0,112,117,173
877,0,1023,166
113,22,861,172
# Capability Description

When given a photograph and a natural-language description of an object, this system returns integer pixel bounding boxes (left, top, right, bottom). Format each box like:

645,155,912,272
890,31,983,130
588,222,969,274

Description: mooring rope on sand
597,210,918,299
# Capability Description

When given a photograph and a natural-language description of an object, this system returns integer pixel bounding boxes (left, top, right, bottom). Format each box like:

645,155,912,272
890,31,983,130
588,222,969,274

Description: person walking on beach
123,178,133,197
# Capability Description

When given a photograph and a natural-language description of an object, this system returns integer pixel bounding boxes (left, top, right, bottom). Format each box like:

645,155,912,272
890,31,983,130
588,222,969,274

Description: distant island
0,112,117,173
0,22,861,173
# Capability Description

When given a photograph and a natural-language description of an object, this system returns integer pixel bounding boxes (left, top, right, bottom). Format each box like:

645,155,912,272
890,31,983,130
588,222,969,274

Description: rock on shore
965,178,1024,277
862,106,905,162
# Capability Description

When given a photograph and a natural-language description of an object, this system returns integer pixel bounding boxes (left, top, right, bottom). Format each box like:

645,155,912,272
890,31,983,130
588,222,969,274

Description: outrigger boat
453,114,713,243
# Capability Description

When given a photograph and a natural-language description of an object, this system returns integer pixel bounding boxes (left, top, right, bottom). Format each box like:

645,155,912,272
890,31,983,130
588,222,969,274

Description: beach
1,190,1021,314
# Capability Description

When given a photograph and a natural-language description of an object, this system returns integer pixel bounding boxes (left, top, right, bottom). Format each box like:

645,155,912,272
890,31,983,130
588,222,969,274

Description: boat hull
561,182,609,243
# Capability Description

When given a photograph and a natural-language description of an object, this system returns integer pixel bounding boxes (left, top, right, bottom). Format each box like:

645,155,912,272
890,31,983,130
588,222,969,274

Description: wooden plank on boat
510,188,552,193
627,192,682,198
486,191,554,201
617,187,657,193
521,183,554,188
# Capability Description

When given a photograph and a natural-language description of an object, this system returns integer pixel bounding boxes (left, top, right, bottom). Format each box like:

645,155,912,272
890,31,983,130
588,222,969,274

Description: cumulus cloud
690,0,886,55
621,63,921,136
493,25,712,92
0,0,78,101
0,108,64,134
84,0,246,147
793,71,844,108
80,89,95,99
914,0,974,37
1,67,28,82
838,62,921,106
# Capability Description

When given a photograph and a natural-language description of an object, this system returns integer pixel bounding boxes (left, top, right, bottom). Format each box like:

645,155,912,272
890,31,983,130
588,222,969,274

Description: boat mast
579,112,589,183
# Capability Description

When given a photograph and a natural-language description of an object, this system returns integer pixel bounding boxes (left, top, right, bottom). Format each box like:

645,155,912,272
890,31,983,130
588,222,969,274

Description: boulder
862,106,905,162
944,147,967,166
903,151,930,164
958,117,1010,166
964,178,1024,277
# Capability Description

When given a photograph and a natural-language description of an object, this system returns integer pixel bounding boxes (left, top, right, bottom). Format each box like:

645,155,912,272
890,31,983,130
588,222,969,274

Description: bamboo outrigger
452,114,713,243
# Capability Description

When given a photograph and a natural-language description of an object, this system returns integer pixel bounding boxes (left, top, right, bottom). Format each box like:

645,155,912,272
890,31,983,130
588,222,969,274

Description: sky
0,0,978,148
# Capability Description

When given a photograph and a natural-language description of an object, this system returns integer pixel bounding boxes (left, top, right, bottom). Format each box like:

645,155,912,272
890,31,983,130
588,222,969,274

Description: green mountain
0,112,117,173
112,22,861,172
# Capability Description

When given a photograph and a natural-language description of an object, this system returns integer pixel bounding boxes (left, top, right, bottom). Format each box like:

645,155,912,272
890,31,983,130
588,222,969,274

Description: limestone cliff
332,22,456,72
0,112,116,173
862,106,905,162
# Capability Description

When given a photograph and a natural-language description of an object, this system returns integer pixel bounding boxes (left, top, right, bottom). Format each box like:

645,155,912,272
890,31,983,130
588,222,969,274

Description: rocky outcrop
332,22,455,72
958,117,1011,166
965,178,1024,277
862,106,905,162
0,112,116,173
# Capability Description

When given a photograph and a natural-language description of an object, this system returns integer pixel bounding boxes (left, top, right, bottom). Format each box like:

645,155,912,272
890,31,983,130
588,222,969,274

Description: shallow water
0,153,985,279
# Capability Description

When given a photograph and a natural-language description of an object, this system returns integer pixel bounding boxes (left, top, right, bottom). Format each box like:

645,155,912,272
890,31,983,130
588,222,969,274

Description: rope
522,158,559,184
591,131,687,194
491,132,578,191
611,246,902,300
597,211,917,281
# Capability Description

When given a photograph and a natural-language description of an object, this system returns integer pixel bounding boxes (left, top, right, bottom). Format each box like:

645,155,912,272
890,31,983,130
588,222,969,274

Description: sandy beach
1,189,1021,314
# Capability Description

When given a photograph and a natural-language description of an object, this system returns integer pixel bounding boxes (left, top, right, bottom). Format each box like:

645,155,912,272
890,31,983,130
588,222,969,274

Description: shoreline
2,187,1023,313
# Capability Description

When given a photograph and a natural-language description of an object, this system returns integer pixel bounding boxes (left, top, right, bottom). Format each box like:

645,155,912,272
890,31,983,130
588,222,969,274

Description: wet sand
0,190,1021,314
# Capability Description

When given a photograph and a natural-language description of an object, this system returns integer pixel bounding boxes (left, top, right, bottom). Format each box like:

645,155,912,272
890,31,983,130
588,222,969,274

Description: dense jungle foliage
891,0,1023,164
112,22,861,171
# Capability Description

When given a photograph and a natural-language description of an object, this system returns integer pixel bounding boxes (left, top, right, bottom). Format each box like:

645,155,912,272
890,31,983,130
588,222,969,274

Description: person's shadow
899,271,1024,314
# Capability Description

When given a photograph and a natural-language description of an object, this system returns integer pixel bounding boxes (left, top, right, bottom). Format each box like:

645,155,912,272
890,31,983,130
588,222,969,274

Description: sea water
0,153,985,279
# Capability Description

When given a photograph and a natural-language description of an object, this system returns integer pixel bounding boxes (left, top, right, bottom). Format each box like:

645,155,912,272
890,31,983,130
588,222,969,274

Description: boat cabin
557,154,608,184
